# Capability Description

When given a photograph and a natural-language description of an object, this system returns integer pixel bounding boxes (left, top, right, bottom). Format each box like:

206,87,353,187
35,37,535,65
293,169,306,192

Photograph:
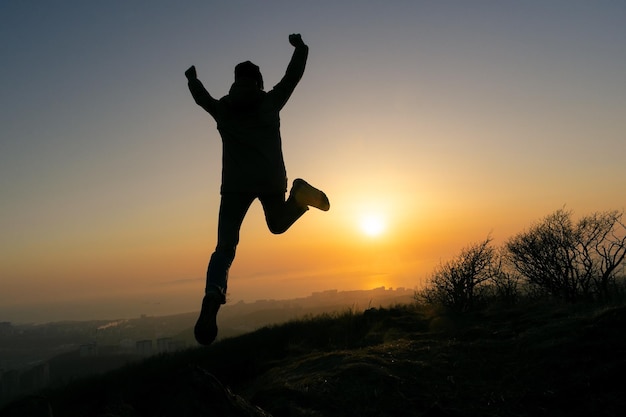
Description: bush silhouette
507,208,626,302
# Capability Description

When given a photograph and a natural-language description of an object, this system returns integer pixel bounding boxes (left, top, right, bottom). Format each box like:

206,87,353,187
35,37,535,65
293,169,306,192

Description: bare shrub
506,208,626,302
488,248,524,305
418,237,497,311
579,210,626,300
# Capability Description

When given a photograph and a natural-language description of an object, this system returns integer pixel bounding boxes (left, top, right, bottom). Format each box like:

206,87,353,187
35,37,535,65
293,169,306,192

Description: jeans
205,191,307,303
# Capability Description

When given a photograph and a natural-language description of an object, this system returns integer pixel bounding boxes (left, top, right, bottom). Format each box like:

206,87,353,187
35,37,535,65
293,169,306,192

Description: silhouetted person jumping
186,34,329,346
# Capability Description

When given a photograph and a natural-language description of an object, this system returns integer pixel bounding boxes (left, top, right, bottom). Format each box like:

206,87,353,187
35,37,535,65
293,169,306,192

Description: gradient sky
1,1,625,323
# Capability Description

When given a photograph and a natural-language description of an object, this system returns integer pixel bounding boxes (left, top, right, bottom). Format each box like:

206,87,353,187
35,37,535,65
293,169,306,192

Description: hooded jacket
188,44,308,194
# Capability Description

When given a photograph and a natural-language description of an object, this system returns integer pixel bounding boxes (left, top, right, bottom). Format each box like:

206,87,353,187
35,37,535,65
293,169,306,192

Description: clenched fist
289,34,305,48
185,65,197,81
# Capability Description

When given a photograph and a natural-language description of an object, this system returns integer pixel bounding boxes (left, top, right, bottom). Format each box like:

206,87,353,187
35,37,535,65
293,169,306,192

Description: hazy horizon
1,285,416,325
2,2,625,325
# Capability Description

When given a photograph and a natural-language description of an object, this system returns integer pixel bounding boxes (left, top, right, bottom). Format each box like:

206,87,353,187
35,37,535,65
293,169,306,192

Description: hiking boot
194,292,222,346
292,178,330,211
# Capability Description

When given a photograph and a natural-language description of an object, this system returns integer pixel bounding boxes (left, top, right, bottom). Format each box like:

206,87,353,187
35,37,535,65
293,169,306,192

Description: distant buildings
1,337,186,407
136,337,185,355
0,363,49,407
135,340,153,356
79,343,98,357
0,369,20,405
156,337,184,354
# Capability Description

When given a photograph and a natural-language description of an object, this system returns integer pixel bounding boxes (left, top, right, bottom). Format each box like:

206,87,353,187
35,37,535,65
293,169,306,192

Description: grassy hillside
3,300,625,416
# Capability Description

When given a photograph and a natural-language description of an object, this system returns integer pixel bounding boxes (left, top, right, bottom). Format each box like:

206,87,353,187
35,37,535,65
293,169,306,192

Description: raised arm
271,34,309,108
185,65,219,116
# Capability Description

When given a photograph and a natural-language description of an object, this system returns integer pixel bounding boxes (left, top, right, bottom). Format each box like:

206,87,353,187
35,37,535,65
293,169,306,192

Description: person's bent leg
259,192,308,234
195,193,255,346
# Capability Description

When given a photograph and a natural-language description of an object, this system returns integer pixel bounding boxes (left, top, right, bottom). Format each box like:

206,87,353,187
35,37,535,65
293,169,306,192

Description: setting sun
359,214,386,237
